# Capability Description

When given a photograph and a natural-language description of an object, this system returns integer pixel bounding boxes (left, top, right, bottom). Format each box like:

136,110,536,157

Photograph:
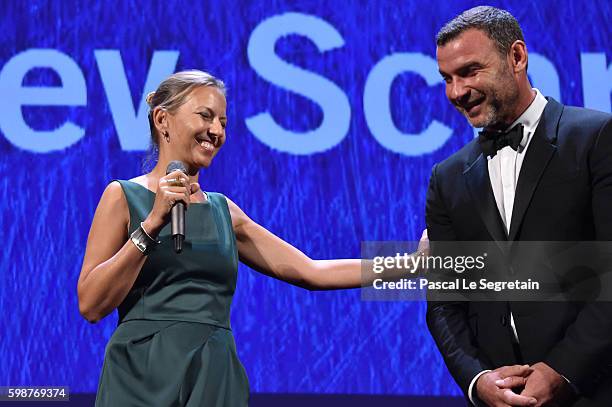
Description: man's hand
476,365,537,406
417,229,430,257
518,362,573,407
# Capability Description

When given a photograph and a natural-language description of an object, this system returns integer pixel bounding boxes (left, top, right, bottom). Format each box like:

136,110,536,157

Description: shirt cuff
468,370,492,405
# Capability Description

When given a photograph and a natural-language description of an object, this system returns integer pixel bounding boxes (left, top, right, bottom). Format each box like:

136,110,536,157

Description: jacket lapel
464,150,508,244
508,98,563,241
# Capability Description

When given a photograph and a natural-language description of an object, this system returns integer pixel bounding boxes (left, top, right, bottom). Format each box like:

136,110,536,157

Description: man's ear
509,40,528,73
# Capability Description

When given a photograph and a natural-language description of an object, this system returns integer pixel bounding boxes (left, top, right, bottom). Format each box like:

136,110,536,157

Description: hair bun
145,91,156,107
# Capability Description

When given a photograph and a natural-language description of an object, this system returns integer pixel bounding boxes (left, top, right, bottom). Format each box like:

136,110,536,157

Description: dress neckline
124,180,210,205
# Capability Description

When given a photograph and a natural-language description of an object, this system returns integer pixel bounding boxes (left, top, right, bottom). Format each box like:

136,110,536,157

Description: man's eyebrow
439,62,483,78
457,62,483,74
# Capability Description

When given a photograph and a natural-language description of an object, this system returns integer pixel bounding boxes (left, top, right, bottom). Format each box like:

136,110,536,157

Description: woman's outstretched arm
227,197,428,290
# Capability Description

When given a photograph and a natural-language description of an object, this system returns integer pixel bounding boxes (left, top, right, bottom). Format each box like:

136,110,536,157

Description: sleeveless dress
95,180,249,407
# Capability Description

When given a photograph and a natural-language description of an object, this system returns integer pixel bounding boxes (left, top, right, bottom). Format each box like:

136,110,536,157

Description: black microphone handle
171,201,185,253
166,160,188,254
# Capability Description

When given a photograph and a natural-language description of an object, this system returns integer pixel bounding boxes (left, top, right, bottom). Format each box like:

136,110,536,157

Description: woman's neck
149,160,200,184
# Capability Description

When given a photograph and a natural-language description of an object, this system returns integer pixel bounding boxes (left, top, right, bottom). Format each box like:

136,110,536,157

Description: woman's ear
152,107,169,136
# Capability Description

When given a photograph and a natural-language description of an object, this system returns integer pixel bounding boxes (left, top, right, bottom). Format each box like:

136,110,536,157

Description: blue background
0,0,610,397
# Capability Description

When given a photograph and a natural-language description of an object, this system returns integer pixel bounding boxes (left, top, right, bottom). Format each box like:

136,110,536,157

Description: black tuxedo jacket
425,98,612,401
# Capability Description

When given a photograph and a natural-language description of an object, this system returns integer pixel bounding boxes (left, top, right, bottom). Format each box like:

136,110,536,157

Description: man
426,6,612,407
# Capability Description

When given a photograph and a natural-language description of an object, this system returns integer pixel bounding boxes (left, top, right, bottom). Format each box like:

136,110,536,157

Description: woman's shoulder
205,191,228,206
98,179,129,201
125,175,149,189
93,181,130,224
110,176,153,195
205,191,224,198
206,193,239,218
101,176,148,206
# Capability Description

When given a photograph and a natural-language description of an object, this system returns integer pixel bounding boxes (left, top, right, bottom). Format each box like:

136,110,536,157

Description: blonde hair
146,70,226,145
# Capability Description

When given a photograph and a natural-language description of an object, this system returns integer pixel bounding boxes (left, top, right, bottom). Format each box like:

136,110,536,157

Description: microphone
166,161,187,253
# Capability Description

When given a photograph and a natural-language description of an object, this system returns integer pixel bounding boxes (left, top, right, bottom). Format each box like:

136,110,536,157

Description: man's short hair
436,6,525,55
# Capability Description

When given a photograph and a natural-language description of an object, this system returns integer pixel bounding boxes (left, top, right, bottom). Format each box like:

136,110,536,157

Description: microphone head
166,160,187,175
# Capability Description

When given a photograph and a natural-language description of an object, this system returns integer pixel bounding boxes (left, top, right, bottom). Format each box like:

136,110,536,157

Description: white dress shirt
467,89,548,405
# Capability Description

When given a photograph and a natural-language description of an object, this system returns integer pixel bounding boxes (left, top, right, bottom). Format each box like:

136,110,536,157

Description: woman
78,70,427,406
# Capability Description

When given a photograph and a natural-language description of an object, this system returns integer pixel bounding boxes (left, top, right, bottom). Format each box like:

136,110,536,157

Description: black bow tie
478,124,524,158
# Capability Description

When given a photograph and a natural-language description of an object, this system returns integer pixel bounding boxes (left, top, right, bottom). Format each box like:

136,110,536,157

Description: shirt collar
508,88,548,147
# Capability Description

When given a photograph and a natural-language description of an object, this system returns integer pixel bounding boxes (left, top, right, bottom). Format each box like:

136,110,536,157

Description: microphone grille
166,160,187,175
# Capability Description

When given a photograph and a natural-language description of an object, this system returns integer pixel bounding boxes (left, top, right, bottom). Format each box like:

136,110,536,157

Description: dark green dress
95,180,249,407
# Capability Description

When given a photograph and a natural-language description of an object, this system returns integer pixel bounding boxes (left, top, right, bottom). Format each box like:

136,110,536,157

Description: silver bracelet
139,222,156,241
130,222,160,255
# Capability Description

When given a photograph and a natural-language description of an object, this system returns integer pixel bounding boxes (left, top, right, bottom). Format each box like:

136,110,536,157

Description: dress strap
112,180,153,234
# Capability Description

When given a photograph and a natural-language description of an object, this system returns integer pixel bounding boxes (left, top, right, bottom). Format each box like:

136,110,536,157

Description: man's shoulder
555,102,611,134
560,103,611,120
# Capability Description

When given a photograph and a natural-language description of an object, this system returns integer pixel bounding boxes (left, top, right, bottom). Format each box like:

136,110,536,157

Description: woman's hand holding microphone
141,170,201,239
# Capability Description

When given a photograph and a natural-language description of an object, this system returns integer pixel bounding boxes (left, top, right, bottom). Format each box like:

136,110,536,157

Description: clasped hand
476,362,572,406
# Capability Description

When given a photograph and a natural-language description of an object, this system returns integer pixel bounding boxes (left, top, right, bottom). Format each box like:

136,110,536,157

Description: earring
164,131,170,143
